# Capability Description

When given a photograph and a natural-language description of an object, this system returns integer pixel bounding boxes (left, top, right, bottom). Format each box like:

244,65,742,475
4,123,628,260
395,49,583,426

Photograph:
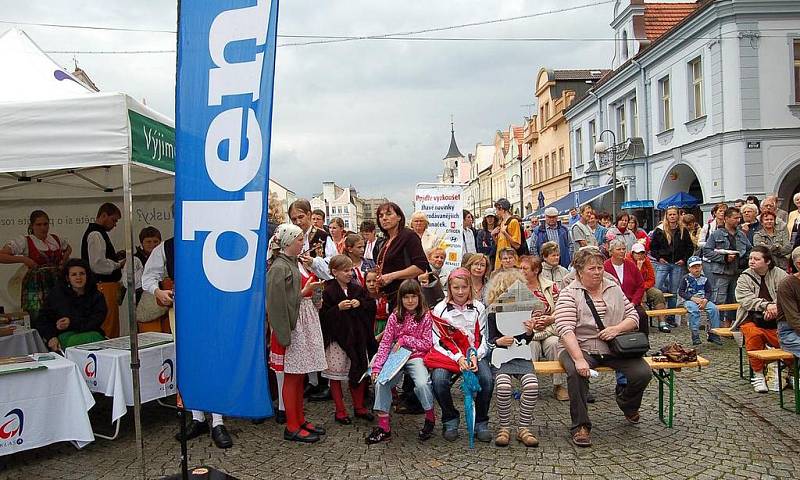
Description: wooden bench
710,327,749,379
533,355,710,428
747,349,800,414
645,303,740,328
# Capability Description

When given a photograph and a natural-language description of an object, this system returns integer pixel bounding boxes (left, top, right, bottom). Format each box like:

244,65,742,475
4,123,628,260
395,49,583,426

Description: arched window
622,30,629,60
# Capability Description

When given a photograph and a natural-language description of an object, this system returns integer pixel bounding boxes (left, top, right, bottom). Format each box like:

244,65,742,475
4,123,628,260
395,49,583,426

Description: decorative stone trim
685,115,707,135
656,128,675,146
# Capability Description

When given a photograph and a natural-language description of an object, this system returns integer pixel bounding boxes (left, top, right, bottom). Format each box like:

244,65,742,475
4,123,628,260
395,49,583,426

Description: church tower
442,120,464,184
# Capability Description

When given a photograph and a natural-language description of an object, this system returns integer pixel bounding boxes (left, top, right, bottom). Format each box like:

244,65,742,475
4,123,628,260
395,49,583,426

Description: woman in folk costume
267,224,328,443
319,255,377,425
0,210,71,321
425,267,494,443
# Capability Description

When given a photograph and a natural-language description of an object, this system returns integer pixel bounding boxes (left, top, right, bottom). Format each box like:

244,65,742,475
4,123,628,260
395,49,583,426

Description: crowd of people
5,190,800,450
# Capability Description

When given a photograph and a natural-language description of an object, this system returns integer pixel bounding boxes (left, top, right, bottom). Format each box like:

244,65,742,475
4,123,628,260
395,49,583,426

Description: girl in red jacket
424,268,494,443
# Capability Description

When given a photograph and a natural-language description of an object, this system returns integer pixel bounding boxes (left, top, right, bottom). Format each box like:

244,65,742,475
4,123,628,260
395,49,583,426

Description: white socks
211,414,223,428
275,371,285,411
191,410,224,427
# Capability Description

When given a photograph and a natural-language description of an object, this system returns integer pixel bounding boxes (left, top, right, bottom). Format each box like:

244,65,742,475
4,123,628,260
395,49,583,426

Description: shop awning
524,184,615,220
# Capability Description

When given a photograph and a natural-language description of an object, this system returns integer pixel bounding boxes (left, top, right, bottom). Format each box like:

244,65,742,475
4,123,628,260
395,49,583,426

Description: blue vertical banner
175,0,278,418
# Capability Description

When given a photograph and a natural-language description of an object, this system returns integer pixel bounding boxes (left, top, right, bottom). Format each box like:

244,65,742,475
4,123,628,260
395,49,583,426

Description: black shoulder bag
583,290,649,358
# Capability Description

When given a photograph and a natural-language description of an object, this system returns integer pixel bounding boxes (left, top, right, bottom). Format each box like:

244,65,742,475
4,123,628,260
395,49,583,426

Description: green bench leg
738,347,744,379
653,368,675,428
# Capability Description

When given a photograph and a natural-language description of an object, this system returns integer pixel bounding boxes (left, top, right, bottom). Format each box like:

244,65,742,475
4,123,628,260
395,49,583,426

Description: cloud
1,0,616,212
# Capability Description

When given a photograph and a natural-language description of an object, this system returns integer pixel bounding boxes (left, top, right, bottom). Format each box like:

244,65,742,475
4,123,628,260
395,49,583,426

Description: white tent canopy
0,28,175,182
0,28,176,467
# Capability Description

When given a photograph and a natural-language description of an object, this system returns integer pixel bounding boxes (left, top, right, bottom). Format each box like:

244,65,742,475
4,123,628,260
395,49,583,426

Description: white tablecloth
65,334,176,423
0,354,95,456
0,328,47,356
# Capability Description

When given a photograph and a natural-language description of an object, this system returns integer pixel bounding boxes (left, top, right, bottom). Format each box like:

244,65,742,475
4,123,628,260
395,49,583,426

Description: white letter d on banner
182,192,263,292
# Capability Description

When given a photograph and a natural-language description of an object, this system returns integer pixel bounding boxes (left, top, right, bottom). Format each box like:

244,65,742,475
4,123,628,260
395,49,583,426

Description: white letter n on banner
182,192,262,292
207,0,271,105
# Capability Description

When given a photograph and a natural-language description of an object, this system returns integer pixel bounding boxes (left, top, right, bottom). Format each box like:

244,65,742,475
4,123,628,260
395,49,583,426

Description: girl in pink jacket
366,279,435,444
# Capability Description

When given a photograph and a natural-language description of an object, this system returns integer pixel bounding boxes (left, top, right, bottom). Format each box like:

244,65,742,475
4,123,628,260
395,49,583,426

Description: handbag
583,290,649,358
136,291,169,323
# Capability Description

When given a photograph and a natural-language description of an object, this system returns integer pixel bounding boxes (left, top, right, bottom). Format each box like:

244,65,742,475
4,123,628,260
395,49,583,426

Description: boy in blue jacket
679,256,723,345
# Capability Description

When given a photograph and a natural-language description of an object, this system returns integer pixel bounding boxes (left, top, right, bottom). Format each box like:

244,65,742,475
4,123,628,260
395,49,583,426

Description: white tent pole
122,162,146,479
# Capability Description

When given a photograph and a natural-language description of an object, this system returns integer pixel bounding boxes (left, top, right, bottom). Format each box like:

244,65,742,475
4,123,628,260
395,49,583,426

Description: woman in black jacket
36,258,107,351
650,207,695,329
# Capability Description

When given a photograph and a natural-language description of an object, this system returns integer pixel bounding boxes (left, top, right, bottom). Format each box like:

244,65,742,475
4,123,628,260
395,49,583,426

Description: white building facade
310,182,364,231
567,0,800,217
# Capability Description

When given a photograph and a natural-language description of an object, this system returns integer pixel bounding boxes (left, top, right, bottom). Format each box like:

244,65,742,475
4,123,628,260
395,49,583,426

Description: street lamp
593,129,628,215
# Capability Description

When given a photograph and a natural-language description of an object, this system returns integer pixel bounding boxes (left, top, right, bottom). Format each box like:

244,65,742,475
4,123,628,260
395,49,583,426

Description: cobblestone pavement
3,326,800,479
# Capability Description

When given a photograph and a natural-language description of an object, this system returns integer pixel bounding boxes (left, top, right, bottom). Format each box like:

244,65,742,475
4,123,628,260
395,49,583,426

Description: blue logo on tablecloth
0,409,24,446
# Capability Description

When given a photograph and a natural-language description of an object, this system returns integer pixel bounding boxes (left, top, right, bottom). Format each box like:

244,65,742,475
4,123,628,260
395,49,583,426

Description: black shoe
658,323,672,333
395,403,425,415
211,425,233,449
418,420,435,441
175,420,209,441
251,418,266,425
335,415,352,425
587,392,596,404
301,422,326,435
365,427,391,445
666,318,679,328
308,387,331,402
355,411,375,422
303,384,320,398
284,428,320,443
275,410,286,424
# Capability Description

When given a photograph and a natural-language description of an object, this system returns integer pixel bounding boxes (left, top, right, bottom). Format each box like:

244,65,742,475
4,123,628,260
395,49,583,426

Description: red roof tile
644,3,699,41
512,126,525,140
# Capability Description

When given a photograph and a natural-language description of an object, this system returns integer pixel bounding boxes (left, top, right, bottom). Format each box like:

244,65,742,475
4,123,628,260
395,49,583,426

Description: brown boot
516,427,539,447
494,427,511,447
571,426,591,447
553,385,569,401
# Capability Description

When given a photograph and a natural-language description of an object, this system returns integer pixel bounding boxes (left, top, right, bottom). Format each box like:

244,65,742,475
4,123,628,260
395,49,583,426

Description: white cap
483,207,498,218
544,207,559,217
631,243,646,253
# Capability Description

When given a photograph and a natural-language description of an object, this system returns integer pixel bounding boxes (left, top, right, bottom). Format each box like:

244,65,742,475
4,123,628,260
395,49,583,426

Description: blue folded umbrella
460,347,481,449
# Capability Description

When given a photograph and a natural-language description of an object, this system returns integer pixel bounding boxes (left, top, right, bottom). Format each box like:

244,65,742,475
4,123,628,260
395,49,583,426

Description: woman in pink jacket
554,248,651,448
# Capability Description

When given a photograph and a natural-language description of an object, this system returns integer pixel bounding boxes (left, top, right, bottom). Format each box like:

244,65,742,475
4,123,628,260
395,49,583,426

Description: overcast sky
1,0,617,211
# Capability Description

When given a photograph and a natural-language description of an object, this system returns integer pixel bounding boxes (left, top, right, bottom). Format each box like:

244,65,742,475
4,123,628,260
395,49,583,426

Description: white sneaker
752,373,768,393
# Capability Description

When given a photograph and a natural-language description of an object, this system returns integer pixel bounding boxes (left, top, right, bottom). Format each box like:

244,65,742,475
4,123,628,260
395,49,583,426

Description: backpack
505,217,529,256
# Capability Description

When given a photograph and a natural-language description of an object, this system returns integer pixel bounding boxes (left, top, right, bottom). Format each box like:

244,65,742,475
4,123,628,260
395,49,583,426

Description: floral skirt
271,297,327,375
21,265,59,321
321,342,351,381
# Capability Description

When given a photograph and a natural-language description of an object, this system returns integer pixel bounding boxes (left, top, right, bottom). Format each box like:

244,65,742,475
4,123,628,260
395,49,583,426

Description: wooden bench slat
533,355,710,374
746,349,795,361
710,327,734,338
645,303,740,317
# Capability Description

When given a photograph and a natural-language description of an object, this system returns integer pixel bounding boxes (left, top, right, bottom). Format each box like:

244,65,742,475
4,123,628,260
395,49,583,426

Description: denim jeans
653,262,685,307
707,272,737,322
373,358,434,413
431,357,494,426
778,321,800,358
684,300,720,332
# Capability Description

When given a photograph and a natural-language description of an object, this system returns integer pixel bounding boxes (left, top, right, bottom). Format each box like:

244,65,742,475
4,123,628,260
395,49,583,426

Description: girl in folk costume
366,279,436,444
329,217,347,254
266,224,328,443
365,269,390,341
344,233,375,288
425,268,494,443
319,255,378,425
0,210,71,321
